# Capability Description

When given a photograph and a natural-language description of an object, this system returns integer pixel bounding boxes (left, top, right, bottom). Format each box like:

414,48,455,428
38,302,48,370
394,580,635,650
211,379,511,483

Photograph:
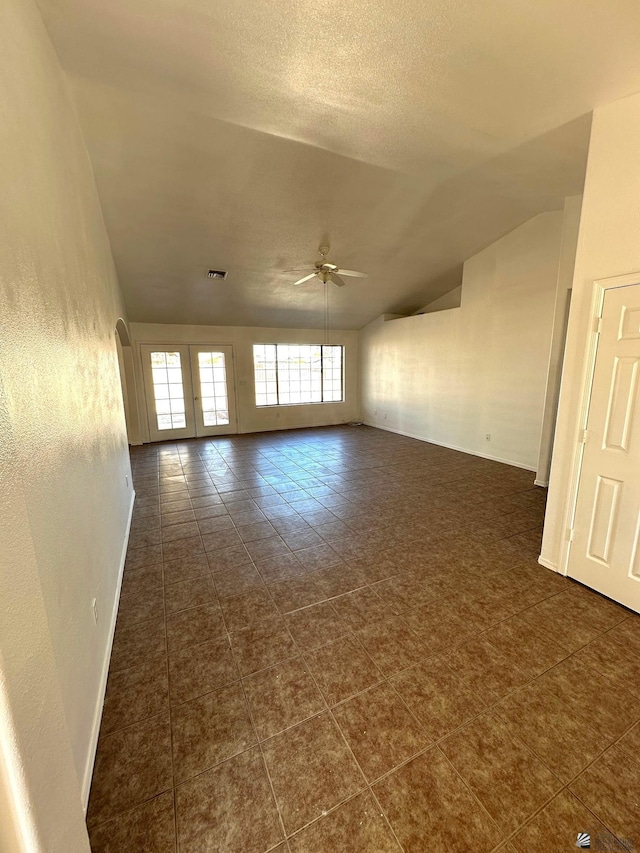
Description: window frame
252,343,345,407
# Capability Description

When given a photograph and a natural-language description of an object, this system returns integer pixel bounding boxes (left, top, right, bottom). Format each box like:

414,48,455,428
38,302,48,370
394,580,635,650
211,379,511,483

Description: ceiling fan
286,246,368,287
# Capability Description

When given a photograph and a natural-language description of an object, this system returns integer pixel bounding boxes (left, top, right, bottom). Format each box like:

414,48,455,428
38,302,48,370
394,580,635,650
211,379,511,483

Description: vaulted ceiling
38,0,640,329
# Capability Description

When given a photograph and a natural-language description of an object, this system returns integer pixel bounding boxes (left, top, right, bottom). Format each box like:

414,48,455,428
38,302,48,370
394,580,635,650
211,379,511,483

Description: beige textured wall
0,0,132,847
360,212,565,471
130,323,360,439
534,195,582,486
542,92,640,570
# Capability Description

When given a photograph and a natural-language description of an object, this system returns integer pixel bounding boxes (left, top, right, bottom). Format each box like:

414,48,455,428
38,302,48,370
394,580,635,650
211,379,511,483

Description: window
149,351,187,430
197,351,230,426
253,344,344,406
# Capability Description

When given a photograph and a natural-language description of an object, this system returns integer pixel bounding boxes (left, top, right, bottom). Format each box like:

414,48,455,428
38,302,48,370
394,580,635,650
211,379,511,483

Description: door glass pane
149,351,187,430
197,352,230,425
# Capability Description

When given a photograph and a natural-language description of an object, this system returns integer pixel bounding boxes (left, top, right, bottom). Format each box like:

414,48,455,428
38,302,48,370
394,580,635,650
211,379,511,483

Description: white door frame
555,271,640,577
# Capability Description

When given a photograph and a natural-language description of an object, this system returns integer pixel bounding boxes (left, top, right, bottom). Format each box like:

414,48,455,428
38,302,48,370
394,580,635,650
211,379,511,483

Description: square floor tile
331,587,390,630
243,535,291,562
161,508,196,527
164,576,217,614
255,552,307,584
121,564,163,598
196,514,235,535
201,528,243,553
575,629,640,699
162,536,205,562
243,656,326,740
285,602,347,651
295,544,342,572
230,618,298,675
619,719,640,761
88,713,173,828
371,575,435,613
221,587,280,630
537,655,640,742
214,564,266,599
110,618,166,673
168,635,238,704
373,747,503,853
175,747,283,853
440,713,561,833
162,553,210,586
161,521,200,543
207,544,253,572
356,616,428,677
268,575,326,614
510,790,619,853
102,655,169,735
165,602,225,653
117,586,164,630
125,545,162,571
391,658,482,740
171,682,256,783
288,791,401,853
402,599,478,654
333,682,430,782
493,678,611,783
444,635,530,702
570,745,640,844
88,791,176,852
262,711,365,834
304,635,383,706
483,613,573,678
313,564,367,598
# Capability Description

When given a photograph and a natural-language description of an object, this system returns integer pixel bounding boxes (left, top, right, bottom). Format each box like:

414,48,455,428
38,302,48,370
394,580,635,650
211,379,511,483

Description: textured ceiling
37,0,640,329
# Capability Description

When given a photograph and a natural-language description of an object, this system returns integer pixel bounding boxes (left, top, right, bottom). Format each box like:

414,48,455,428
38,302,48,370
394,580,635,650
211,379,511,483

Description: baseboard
81,488,136,810
534,479,549,488
362,421,537,473
538,554,559,573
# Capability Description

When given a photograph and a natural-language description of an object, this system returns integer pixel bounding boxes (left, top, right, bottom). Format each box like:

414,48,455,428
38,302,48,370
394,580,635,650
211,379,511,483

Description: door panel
141,344,238,441
141,345,196,442
189,346,238,436
568,283,640,612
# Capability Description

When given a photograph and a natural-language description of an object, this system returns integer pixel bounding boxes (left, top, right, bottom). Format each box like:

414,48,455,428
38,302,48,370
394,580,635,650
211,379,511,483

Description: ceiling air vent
207,269,228,280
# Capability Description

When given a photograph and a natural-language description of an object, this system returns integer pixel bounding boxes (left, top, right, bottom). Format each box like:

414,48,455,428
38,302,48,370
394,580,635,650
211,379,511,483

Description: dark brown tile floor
87,425,640,853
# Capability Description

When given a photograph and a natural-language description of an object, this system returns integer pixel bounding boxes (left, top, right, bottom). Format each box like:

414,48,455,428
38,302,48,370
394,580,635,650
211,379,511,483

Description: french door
141,344,238,441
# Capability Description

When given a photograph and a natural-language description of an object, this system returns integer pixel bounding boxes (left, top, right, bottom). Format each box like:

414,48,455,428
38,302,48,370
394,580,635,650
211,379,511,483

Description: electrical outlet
92,598,98,625
485,433,491,441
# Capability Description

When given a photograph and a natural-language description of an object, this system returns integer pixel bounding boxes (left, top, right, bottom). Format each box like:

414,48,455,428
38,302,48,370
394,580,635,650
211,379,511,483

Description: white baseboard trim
538,554,559,573
534,479,549,488
81,488,136,810
362,421,537,473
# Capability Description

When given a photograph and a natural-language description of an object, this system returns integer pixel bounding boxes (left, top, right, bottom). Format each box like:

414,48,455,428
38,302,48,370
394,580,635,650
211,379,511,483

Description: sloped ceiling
37,0,640,329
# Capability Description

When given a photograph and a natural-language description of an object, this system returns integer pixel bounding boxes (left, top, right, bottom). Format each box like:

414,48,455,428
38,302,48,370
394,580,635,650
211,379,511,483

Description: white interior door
568,283,640,612
189,345,238,436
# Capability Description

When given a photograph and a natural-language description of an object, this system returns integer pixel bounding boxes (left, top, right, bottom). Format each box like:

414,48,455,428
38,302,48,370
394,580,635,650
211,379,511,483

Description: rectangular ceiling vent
207,269,228,280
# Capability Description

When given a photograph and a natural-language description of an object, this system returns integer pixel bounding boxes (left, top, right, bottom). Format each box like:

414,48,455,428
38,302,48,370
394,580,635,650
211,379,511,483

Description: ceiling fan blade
337,268,368,278
330,274,346,287
293,272,318,286
283,267,315,273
